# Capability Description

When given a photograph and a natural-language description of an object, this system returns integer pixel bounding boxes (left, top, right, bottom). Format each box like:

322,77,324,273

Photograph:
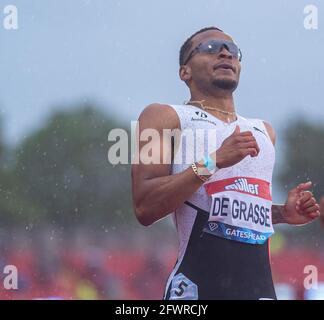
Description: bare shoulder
263,120,276,146
138,103,180,131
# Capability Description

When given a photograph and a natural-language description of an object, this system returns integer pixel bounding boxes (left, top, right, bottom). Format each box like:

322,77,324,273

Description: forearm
271,204,286,224
133,166,205,226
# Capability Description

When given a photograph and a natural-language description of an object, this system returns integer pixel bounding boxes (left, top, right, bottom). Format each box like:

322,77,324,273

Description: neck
188,91,236,122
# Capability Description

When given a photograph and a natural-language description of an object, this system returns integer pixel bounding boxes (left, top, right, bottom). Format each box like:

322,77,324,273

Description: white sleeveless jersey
168,103,275,258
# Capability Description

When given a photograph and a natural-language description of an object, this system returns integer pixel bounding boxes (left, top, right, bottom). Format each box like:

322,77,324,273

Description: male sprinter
131,27,320,300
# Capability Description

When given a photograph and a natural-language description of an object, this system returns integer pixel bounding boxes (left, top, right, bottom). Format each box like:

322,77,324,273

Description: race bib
203,177,274,245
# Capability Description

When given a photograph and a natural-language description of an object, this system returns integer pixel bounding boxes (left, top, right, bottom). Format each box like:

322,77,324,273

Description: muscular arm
131,104,205,226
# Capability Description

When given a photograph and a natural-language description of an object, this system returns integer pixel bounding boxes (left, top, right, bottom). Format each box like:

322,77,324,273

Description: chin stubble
212,79,238,91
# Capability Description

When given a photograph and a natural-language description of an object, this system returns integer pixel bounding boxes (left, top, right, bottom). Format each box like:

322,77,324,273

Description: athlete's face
180,30,241,93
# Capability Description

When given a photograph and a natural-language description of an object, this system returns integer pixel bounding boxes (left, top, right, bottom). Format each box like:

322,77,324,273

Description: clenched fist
283,182,320,225
213,125,260,169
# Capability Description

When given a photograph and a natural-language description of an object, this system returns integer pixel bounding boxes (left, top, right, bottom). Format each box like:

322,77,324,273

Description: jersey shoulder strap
166,104,194,131
244,117,272,141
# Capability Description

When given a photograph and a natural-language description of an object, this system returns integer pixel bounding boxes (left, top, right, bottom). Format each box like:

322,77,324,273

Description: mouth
213,63,235,73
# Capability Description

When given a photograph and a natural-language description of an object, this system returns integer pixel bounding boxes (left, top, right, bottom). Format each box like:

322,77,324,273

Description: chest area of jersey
183,117,275,174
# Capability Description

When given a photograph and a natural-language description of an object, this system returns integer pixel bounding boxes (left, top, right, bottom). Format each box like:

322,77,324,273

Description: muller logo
225,178,260,195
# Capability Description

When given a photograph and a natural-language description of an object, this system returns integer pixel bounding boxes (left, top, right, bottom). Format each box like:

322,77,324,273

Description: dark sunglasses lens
201,41,222,53
224,42,240,59
201,41,242,61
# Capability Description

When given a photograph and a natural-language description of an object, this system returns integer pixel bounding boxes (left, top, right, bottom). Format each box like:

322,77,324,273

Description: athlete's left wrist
202,154,219,175
271,204,287,224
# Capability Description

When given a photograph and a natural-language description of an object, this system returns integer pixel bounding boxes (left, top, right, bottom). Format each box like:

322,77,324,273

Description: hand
283,181,320,225
214,125,260,169
319,196,324,227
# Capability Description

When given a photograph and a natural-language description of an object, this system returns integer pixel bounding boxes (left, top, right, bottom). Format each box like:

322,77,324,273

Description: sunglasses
183,39,242,65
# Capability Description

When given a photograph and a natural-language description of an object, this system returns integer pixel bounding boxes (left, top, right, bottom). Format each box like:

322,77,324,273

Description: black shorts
164,201,277,300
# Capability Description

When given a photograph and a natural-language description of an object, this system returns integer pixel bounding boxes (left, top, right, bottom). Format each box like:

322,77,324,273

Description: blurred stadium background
0,0,323,299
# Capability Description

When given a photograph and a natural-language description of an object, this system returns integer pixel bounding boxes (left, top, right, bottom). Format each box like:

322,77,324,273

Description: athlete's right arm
131,103,206,226
131,104,260,226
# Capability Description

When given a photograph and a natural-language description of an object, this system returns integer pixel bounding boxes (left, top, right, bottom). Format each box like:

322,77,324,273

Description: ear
179,65,192,82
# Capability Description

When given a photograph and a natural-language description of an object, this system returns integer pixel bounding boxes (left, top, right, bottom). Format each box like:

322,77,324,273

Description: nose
218,46,233,60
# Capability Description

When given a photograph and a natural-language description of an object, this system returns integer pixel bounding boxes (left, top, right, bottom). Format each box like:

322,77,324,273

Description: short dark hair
179,26,223,66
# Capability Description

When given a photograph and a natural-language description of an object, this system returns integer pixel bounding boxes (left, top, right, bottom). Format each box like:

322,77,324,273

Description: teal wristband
203,155,217,173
